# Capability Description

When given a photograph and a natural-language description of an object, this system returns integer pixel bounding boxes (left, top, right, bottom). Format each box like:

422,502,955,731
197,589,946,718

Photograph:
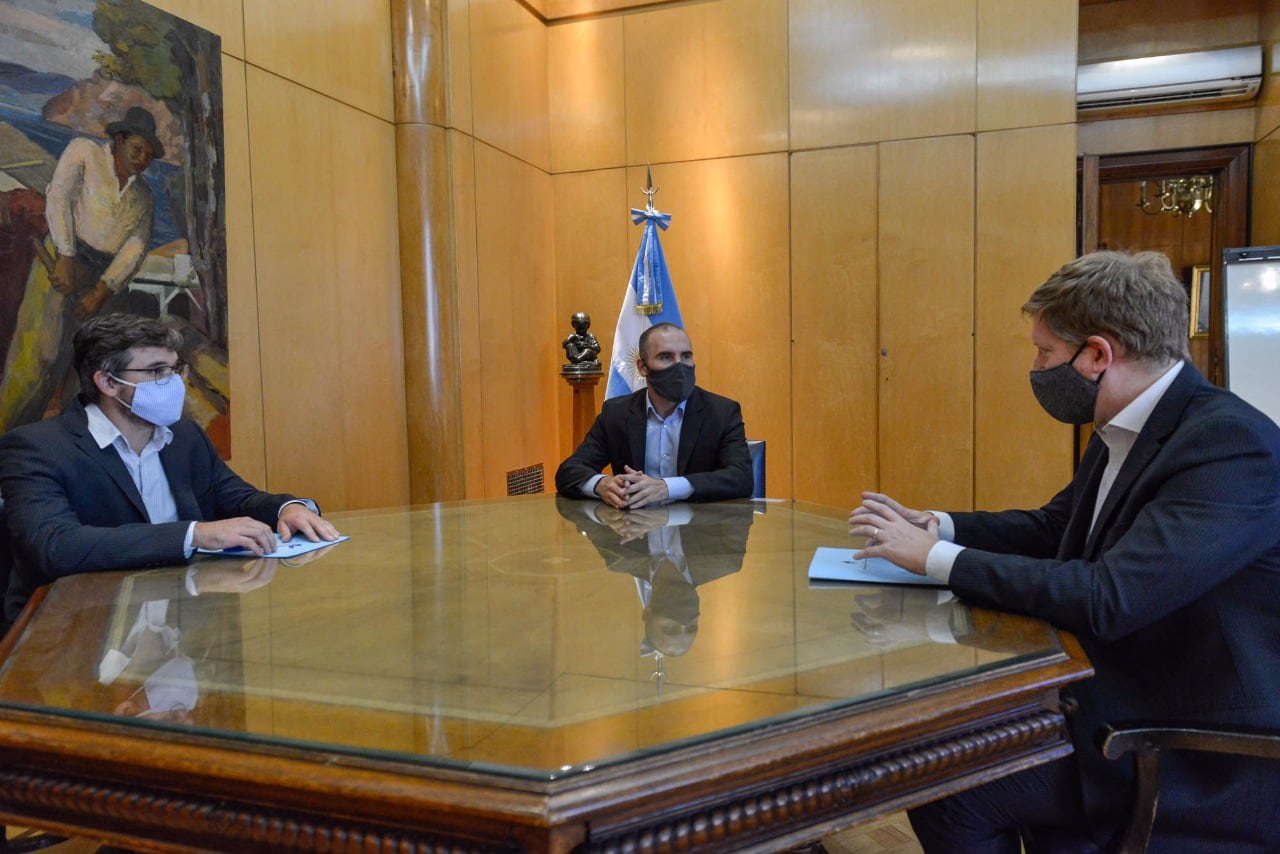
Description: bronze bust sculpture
562,311,602,373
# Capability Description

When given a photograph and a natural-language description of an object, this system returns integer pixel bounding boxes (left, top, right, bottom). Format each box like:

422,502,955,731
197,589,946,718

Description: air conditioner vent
1077,45,1262,112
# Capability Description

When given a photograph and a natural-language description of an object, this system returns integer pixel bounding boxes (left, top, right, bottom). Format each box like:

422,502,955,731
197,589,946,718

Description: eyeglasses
117,361,188,384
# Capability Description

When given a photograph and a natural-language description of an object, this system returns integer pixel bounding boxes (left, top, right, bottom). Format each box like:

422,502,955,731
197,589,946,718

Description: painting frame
1190,265,1211,338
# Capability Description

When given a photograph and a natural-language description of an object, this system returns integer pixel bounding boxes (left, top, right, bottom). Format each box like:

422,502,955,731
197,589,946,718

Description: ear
93,370,120,398
1082,335,1116,377
635,355,649,378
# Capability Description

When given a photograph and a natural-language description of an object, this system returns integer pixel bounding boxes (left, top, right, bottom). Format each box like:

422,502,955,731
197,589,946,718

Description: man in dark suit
555,322,753,509
850,251,1280,852
555,496,754,657
0,313,339,623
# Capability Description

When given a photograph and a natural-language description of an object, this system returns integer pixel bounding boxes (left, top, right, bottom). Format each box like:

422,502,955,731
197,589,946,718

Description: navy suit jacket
0,399,300,622
554,496,755,584
554,386,753,502
947,364,1280,848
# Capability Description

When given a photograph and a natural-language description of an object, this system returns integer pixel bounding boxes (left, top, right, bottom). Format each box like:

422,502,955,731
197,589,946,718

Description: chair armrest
1095,722,1280,854
1099,721,1280,762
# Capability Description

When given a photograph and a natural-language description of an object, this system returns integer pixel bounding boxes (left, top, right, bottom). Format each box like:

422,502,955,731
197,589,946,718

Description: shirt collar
100,140,141,193
85,401,173,452
646,396,688,421
1100,360,1184,440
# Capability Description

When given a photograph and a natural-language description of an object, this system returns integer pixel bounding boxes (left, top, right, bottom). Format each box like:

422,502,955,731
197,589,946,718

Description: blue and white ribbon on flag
605,206,683,400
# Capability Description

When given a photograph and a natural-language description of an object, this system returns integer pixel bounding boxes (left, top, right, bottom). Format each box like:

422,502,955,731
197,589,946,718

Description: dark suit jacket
946,364,1280,849
555,496,755,585
554,386,753,501
0,399,300,622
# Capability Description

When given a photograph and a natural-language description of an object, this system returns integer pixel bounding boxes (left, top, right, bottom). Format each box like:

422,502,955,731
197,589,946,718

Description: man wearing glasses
0,313,340,624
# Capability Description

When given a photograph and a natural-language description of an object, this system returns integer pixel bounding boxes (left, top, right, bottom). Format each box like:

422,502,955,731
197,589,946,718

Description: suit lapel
1059,436,1108,559
65,402,149,520
676,388,704,474
627,390,648,473
161,440,202,520
1084,363,1200,554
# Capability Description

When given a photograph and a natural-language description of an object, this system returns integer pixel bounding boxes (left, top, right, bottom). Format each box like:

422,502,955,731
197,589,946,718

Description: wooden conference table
0,496,1091,852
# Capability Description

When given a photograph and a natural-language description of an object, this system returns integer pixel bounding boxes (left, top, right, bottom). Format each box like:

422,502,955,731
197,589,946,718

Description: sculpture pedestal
561,370,602,448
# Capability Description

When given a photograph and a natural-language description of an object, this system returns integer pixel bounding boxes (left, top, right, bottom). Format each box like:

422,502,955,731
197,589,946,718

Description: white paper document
198,534,350,559
807,546,945,587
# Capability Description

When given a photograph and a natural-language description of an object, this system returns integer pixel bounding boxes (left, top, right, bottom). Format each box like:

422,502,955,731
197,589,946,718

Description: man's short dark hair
74,313,183,403
1022,251,1190,365
637,322,685,361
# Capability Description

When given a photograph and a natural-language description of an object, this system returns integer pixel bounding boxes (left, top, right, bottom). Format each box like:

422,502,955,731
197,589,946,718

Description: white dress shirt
924,361,1185,584
583,396,694,502
45,138,154,290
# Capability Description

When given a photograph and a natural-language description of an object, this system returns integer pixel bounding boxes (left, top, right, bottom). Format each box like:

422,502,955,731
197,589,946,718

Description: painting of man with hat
0,0,228,452
0,103,164,432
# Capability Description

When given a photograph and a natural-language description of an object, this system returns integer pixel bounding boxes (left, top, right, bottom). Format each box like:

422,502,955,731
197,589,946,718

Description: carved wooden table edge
0,707,1071,854
0,628,1092,853
563,631,1093,852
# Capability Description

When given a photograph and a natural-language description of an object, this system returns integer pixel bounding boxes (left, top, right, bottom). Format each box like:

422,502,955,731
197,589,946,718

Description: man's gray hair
1022,250,1190,365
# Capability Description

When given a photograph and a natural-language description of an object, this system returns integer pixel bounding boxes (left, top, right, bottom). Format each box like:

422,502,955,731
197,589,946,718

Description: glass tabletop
0,496,1062,781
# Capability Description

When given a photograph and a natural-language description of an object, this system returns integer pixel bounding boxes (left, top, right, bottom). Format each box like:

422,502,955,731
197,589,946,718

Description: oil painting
0,0,228,454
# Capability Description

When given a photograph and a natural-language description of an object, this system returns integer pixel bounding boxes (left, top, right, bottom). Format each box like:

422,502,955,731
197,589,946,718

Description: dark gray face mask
1029,341,1101,425
645,362,696,403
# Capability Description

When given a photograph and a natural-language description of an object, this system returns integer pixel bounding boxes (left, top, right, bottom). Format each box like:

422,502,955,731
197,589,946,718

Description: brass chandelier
1137,176,1214,218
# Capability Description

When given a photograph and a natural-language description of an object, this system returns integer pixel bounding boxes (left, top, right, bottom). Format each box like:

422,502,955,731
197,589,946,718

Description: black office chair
1096,721,1280,854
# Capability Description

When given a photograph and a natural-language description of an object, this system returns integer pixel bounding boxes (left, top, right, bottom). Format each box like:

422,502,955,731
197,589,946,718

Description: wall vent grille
506,463,545,496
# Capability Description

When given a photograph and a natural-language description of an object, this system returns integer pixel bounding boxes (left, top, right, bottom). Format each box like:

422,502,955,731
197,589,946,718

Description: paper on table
807,546,944,587
198,534,350,559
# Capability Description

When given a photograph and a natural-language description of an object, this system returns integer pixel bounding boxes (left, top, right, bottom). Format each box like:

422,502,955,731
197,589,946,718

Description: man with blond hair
850,251,1280,851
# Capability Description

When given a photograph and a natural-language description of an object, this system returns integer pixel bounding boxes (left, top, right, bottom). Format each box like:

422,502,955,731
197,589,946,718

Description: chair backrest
747,440,766,499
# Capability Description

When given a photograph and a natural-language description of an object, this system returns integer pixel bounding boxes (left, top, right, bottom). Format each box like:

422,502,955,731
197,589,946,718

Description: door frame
1078,144,1251,387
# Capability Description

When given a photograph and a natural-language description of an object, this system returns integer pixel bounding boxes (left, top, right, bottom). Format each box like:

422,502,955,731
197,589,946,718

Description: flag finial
642,164,658,211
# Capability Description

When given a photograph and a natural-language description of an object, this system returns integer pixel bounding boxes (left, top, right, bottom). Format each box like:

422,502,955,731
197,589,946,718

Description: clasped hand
594,465,669,510
596,504,670,543
847,491,940,575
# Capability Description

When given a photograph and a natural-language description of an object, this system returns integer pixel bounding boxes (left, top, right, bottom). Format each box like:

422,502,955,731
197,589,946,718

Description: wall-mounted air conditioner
1077,45,1263,111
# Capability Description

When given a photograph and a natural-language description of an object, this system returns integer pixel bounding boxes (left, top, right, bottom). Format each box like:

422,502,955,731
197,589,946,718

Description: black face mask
645,362,696,403
1029,341,1101,425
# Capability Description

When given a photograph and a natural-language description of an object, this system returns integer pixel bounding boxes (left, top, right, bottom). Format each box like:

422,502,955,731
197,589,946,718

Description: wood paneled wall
166,0,1082,510
1076,1,1269,161
539,0,1078,511
1253,4,1280,246
132,0,1278,514
142,0,410,513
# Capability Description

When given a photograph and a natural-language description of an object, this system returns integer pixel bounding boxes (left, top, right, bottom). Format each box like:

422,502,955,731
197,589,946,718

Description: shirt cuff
183,521,197,558
278,498,319,518
583,475,604,498
665,503,693,526
925,540,965,585
929,510,955,542
664,476,692,502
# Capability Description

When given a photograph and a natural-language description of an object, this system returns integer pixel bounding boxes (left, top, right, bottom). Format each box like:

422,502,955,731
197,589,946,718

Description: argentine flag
605,206,684,400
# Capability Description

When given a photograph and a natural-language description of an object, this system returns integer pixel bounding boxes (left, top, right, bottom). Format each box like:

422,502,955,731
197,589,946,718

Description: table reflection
555,498,754,663
0,499,1062,777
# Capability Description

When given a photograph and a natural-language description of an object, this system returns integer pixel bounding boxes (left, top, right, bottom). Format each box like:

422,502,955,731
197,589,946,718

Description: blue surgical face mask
1029,341,1101,425
110,374,186,427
